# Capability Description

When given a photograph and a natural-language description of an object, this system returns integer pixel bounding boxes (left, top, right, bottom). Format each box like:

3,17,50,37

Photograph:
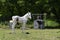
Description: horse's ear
28,11,30,13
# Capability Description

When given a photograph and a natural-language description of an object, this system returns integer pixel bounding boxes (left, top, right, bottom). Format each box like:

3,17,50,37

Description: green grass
0,28,60,40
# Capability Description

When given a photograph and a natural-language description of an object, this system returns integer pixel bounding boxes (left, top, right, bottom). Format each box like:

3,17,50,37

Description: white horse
9,12,31,33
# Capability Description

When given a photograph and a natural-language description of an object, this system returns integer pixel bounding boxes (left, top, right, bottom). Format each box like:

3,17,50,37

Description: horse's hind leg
12,21,17,33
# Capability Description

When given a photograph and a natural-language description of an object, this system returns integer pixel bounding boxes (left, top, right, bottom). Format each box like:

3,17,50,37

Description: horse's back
12,16,19,19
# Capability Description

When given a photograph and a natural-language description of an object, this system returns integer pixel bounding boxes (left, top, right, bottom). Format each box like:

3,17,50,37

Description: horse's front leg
22,22,26,33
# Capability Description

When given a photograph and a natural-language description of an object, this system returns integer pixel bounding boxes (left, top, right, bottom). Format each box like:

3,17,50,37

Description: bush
0,21,9,29
45,20,59,28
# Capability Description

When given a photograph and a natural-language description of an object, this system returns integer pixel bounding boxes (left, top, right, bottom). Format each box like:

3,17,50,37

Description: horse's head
27,12,31,19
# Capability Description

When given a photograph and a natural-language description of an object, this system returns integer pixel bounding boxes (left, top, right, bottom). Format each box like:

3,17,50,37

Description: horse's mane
23,12,29,17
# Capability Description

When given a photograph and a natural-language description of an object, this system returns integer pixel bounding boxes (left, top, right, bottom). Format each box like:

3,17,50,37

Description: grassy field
0,28,60,40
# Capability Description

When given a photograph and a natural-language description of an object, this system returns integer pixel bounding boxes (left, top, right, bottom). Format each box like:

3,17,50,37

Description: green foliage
0,0,60,27
45,20,59,28
0,0,60,19
0,21,9,28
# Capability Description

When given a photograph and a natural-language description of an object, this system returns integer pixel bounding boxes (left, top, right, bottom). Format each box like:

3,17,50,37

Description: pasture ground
0,28,60,40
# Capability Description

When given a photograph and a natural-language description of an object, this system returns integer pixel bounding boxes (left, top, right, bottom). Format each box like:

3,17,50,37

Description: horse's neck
23,13,28,19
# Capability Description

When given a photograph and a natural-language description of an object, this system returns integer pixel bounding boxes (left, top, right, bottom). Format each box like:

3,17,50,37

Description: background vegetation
0,0,60,28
